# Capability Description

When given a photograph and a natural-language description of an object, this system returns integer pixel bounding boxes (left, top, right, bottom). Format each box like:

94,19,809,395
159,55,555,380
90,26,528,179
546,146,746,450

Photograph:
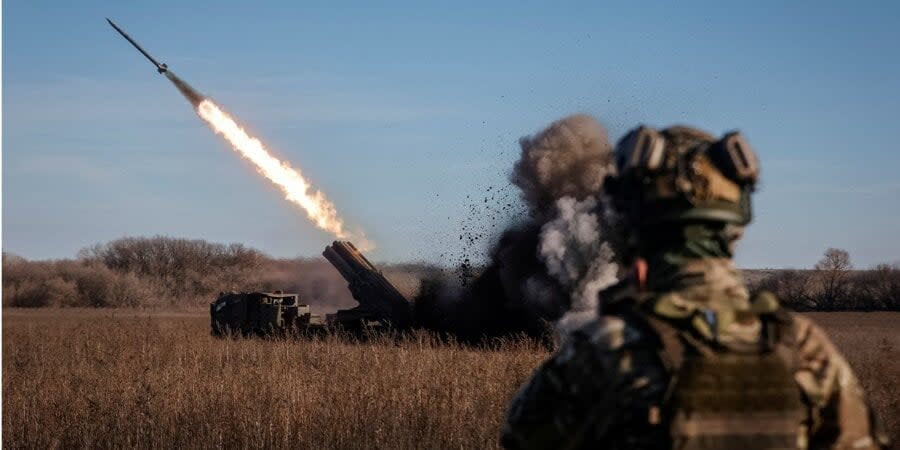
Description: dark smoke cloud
415,114,622,342
511,114,614,218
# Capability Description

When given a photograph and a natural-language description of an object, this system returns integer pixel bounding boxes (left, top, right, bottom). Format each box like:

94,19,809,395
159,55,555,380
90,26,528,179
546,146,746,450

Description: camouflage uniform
501,125,889,449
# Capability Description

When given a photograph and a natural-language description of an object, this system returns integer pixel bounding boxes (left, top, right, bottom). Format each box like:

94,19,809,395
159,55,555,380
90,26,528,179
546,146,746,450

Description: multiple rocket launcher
323,241,413,329
108,19,405,329
210,242,415,334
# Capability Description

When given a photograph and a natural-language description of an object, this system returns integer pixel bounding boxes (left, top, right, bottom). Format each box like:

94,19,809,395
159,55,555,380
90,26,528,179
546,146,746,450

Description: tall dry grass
2,309,545,449
3,310,897,449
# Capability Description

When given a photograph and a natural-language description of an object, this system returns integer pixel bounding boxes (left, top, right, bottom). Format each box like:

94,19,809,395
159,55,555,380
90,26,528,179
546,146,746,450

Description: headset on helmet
608,125,759,227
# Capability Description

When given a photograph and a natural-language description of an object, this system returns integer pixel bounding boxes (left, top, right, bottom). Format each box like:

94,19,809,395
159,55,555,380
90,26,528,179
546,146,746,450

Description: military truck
210,291,323,336
210,241,413,337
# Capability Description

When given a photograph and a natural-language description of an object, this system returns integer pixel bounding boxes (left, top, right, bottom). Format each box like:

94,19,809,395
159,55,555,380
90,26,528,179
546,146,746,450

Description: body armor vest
645,310,808,450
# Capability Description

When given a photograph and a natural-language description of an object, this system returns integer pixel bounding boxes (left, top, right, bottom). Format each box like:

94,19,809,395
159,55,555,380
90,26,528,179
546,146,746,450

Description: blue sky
3,0,899,268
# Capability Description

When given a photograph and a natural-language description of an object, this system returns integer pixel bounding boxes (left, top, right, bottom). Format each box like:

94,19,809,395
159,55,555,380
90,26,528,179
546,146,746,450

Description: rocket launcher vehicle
210,241,412,337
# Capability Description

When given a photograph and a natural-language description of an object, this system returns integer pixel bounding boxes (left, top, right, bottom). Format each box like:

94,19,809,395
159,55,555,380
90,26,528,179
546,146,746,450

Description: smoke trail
165,71,204,107
538,196,619,334
164,72,369,247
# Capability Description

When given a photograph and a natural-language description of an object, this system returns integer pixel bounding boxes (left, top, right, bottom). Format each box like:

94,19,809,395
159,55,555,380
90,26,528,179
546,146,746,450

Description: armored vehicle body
210,241,413,337
210,291,322,336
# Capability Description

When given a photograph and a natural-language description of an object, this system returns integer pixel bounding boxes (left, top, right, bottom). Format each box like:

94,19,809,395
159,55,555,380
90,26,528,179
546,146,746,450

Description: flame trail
164,70,367,247
193,98,368,246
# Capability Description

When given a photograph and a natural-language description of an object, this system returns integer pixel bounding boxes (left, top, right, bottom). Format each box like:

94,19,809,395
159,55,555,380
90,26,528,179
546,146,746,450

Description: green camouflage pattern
502,258,889,449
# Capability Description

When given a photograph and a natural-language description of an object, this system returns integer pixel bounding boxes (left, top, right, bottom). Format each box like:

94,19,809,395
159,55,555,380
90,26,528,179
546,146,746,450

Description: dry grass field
3,309,898,449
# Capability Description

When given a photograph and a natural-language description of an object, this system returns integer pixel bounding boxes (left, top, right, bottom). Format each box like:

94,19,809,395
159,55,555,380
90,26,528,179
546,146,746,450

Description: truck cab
210,291,318,336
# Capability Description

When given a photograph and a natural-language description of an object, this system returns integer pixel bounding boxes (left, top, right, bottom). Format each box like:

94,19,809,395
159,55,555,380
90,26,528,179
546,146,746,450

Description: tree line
2,237,365,309
749,248,900,311
3,238,898,311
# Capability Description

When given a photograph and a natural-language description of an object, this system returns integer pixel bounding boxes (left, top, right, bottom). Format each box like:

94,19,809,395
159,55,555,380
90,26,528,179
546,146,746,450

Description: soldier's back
503,285,889,449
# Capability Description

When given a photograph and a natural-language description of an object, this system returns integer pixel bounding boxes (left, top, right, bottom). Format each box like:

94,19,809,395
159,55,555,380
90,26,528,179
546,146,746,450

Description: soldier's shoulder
786,313,890,448
784,312,859,403
787,312,839,355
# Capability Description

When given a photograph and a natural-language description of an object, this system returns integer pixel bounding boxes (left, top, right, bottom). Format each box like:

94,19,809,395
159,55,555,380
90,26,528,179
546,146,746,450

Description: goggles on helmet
710,132,759,184
615,126,759,185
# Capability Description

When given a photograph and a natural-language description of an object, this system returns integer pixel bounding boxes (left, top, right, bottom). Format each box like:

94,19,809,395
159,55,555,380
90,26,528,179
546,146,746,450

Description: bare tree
813,248,852,309
816,248,852,271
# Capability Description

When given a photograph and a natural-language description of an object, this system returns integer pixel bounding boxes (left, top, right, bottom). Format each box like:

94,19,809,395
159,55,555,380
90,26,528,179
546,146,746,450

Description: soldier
501,125,889,449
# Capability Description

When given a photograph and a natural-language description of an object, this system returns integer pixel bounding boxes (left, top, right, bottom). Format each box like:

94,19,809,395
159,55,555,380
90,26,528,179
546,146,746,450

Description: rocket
106,18,168,74
107,18,204,107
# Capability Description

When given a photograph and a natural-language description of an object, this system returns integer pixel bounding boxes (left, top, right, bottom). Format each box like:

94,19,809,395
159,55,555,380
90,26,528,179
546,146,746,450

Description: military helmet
608,125,759,227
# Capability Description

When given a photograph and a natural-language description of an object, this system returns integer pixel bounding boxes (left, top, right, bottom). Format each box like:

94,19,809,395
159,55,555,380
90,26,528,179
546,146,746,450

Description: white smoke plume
510,114,621,333
538,196,619,335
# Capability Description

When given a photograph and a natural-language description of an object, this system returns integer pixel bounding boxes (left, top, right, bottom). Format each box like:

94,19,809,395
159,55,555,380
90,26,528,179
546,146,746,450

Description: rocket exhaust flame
165,73,369,247
195,99,362,244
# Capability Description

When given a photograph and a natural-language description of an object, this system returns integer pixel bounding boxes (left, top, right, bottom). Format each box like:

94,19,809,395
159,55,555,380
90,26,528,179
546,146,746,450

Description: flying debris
106,18,168,74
